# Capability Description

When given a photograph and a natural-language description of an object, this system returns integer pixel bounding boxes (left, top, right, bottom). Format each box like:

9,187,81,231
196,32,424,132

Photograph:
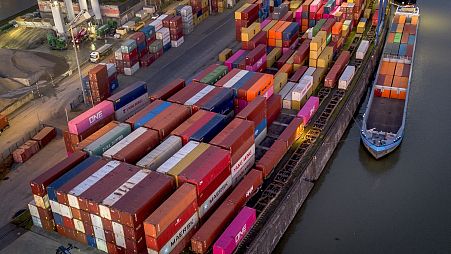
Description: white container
223,70,248,88
33,194,50,209
149,19,163,31
292,75,313,102
157,14,168,20
28,200,40,218
198,175,232,218
137,135,183,170
49,200,62,215
185,85,215,105
157,141,200,173
230,143,255,185
114,48,123,60
171,36,184,47
255,127,267,146
279,81,296,105
59,204,72,219
156,27,170,40
356,40,369,60
91,214,103,229
338,65,356,90
32,216,42,228
74,218,85,233
305,67,316,76
96,237,108,252
124,62,139,76
103,128,148,159
114,93,150,122
99,63,117,77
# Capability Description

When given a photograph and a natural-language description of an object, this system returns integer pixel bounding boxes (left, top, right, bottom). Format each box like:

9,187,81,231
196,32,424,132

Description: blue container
390,23,397,32
141,25,156,39
163,42,171,52
109,79,119,93
53,213,63,226
191,114,227,143
47,156,101,201
135,101,172,128
201,88,235,114
138,41,147,53
301,12,309,19
231,72,256,94
107,81,147,111
255,118,267,138
309,20,316,27
87,235,97,248
82,76,90,91
399,44,407,56
408,35,416,45
282,23,299,41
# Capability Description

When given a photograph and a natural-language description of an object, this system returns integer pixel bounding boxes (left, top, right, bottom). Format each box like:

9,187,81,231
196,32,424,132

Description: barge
26,0,394,254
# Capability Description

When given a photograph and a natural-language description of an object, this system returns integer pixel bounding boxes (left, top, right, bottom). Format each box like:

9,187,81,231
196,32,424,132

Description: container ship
27,0,391,253
361,4,419,159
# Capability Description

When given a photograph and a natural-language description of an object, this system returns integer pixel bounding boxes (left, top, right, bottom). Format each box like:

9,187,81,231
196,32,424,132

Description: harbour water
0,0,36,21
275,0,451,253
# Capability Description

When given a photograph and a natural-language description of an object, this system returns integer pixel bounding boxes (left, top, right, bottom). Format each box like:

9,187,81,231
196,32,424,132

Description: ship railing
366,129,397,146
382,54,412,64
395,6,420,17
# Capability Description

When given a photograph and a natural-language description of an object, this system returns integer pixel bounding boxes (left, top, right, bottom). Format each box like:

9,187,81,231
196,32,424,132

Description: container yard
20,0,396,253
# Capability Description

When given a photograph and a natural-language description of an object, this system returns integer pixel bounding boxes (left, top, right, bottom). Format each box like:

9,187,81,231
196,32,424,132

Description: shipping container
190,169,262,254
103,127,160,164
113,93,150,122
32,127,57,148
297,96,320,125
255,139,287,177
67,101,114,135
236,96,266,135
338,65,356,90
213,206,256,254
137,135,183,170
143,103,192,140
356,40,369,60
107,81,148,111
74,121,120,152
126,100,172,129
149,79,185,101
324,50,351,88
83,123,131,156
266,94,282,126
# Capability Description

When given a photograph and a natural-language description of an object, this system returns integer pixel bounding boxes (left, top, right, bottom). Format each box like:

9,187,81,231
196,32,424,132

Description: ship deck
366,97,404,133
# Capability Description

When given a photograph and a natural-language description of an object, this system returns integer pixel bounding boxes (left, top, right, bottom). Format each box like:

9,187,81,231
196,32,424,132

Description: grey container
83,123,131,156
136,135,183,170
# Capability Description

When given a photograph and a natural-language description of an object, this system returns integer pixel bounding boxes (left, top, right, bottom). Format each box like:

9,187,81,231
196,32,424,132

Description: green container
312,19,326,38
200,66,228,85
149,40,163,53
83,123,131,156
394,33,402,43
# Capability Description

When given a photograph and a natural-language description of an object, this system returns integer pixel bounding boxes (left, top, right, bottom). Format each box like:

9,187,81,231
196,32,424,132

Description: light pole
69,25,87,104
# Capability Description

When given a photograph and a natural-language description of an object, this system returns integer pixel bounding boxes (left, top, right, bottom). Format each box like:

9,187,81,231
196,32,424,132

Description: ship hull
361,133,403,159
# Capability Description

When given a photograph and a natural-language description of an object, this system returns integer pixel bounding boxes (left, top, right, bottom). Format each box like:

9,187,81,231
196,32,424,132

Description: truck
72,27,88,44
89,43,113,63
0,114,9,134
47,31,68,50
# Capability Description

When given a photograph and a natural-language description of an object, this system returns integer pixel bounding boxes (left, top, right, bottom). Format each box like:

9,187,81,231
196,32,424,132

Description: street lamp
67,9,92,105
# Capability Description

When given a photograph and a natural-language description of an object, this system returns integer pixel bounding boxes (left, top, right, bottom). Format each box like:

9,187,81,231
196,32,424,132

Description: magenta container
245,55,266,72
295,8,302,19
297,96,319,125
67,100,114,135
236,99,248,111
260,19,271,29
213,206,256,254
225,50,246,71
263,84,274,99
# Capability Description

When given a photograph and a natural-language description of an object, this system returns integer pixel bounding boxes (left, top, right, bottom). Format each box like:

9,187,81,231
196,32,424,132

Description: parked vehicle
89,43,112,63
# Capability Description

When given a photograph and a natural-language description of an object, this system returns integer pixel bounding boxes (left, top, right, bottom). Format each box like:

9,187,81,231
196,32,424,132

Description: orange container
394,15,400,24
380,60,390,75
382,88,391,98
396,23,404,33
280,63,293,75
384,75,394,86
399,90,407,99
399,15,406,24
246,74,274,101
388,62,397,76
268,38,276,47
387,33,395,43
411,16,418,25
389,90,398,99
268,21,283,39
395,62,404,77
332,22,343,35
276,22,291,40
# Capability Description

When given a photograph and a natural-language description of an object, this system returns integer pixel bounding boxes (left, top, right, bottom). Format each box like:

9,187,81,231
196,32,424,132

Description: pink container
245,55,266,72
309,0,321,12
260,19,271,29
263,85,274,99
297,96,319,125
236,99,248,111
67,100,114,135
225,50,246,71
213,206,256,254
295,8,302,19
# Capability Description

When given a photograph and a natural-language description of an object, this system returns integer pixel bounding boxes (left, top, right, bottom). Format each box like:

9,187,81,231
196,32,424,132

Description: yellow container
241,22,261,42
310,49,323,60
219,48,233,62
364,8,371,19
274,72,288,93
275,39,283,47
287,53,296,64
347,0,355,3
342,25,349,37
289,0,302,11
267,48,282,68
317,46,333,68
357,22,365,34
293,64,302,71
168,143,210,186
235,4,251,19
291,100,301,110
309,58,317,67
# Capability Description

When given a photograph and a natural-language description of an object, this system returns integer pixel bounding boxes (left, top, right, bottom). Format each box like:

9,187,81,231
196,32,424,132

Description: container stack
120,39,140,76
176,5,194,35
12,140,40,163
244,44,267,72
106,81,149,122
82,123,131,156
88,64,111,105
309,31,327,67
190,0,209,25
324,50,351,88
63,101,115,154
291,74,313,109
99,63,119,93
156,27,171,52
168,16,185,48
235,4,259,41
236,96,267,145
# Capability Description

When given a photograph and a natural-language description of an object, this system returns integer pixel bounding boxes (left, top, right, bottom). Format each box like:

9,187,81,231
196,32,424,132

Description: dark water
0,0,36,21
275,1,451,253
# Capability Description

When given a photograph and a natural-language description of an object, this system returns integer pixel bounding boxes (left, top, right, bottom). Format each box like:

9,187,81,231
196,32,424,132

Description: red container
55,159,107,206
210,118,254,166
171,110,215,145
214,69,241,88
162,15,173,28
266,94,282,126
168,82,206,105
242,31,267,50
255,139,287,178
149,79,185,101
276,49,295,69
278,117,303,148
324,50,351,88
77,163,141,213
236,96,266,127
293,39,311,64
32,127,57,148
145,201,197,250
178,145,231,195
111,129,160,164
108,171,175,228
245,44,266,66
289,66,308,82
30,151,87,196
190,169,262,254
143,103,192,140
88,64,108,82
122,48,138,62
144,183,197,238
